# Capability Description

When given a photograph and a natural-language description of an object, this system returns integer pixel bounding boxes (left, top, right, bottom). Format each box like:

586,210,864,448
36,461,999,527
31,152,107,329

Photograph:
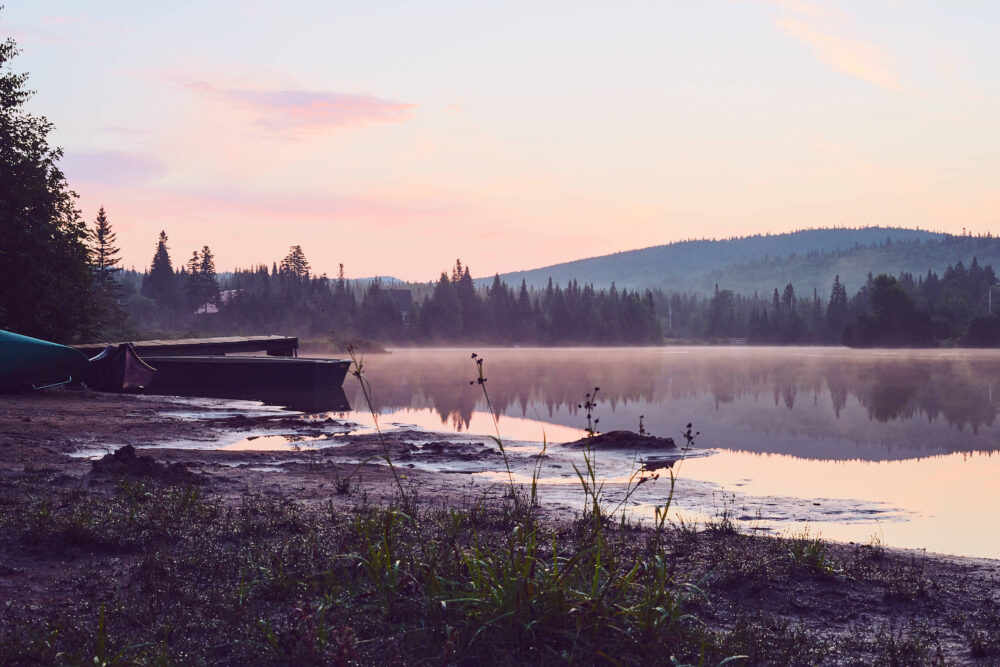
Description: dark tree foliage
0,34,98,342
183,250,201,313
825,275,848,341
655,259,997,348
142,231,176,310
150,255,660,345
280,245,310,279
705,285,737,338
89,206,120,282
88,206,129,338
118,228,999,349
843,275,933,347
182,246,219,314
964,316,1000,347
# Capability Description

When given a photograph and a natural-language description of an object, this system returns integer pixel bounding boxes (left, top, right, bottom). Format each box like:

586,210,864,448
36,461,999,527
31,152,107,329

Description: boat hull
0,330,91,391
87,343,157,393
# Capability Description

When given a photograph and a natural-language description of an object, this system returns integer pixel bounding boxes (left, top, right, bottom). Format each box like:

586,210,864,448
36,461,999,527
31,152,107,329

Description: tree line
0,32,133,344
113,224,1000,348
3,25,997,349
120,245,663,345
658,259,999,347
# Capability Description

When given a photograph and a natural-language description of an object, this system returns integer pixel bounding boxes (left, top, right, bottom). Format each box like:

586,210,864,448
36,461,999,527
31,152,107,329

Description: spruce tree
198,245,219,309
142,230,177,311
825,275,848,339
0,31,98,342
88,207,127,337
184,250,201,313
280,245,310,279
89,207,120,283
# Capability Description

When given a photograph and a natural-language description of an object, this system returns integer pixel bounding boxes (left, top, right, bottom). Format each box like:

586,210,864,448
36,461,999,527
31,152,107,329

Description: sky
2,1,999,281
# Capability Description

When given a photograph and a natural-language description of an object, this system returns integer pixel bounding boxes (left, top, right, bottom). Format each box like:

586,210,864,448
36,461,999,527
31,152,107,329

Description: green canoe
0,329,91,392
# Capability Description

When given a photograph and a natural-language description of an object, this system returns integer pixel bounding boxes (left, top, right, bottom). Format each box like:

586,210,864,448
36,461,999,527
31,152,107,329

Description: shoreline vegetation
108,252,1000,352
2,382,1000,665
5,470,1000,666
4,22,1000,665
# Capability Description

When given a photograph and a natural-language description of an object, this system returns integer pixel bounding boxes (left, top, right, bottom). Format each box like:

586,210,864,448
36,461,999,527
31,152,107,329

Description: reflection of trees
343,349,1000,436
826,366,849,418
863,381,918,422
917,378,996,434
854,365,927,423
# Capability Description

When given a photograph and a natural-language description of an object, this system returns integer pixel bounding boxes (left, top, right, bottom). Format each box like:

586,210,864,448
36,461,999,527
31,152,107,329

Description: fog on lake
336,347,1000,558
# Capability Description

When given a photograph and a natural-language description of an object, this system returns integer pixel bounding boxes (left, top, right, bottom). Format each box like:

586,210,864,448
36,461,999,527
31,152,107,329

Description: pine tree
89,207,120,283
0,31,98,342
198,245,219,309
184,250,202,313
825,275,848,340
142,230,177,310
88,207,127,336
280,245,310,279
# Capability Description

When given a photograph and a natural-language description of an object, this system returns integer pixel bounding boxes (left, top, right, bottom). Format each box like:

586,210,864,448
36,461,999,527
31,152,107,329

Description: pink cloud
776,17,907,92
60,150,167,186
181,81,416,132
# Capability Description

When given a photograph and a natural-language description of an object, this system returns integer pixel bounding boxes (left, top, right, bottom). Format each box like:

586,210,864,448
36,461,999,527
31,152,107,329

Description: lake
333,347,1000,559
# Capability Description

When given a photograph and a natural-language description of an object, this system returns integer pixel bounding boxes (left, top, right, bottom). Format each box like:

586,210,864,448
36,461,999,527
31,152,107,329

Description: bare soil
2,387,1000,664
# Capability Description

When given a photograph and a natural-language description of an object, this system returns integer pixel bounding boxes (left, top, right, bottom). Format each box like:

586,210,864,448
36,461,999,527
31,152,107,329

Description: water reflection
339,348,1000,461
149,383,351,413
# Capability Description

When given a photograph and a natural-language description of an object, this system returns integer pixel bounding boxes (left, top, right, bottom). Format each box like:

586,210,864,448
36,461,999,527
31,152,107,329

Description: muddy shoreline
3,388,1000,664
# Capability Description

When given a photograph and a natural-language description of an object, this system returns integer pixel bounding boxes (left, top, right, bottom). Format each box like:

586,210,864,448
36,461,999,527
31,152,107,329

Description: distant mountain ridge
479,227,1000,296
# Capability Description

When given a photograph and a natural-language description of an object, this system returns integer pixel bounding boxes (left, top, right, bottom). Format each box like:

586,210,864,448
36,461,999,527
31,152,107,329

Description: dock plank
74,335,299,358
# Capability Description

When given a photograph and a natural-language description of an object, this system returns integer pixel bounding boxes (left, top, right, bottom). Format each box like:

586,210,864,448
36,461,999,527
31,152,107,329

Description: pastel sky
3,1,998,281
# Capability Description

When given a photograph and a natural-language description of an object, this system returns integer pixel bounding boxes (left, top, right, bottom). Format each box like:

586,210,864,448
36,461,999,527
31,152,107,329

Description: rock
561,430,676,450
90,445,201,484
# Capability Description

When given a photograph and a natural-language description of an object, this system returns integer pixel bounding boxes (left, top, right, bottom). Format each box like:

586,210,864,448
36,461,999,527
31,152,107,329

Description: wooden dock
75,335,299,358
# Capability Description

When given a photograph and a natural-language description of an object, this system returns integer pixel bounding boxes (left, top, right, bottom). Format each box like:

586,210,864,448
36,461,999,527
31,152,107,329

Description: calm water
333,347,1000,559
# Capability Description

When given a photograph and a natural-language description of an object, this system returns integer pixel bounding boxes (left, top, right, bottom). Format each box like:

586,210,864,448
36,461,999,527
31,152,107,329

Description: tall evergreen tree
183,249,201,312
280,245,310,279
89,207,120,283
88,207,127,336
142,231,177,310
825,275,848,340
0,31,98,342
198,245,219,309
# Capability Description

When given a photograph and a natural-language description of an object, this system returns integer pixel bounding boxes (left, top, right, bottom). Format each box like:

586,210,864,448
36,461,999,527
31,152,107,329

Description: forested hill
693,234,1000,296
487,227,948,293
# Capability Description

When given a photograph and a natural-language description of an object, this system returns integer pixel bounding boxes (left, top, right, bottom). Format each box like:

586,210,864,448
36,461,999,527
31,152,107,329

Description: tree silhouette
142,231,177,311
198,245,219,310
88,207,129,337
825,274,848,340
89,207,120,282
0,31,98,342
280,245,310,279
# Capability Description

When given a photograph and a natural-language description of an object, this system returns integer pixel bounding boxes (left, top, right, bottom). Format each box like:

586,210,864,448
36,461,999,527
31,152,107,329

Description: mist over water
335,347,1000,558
344,347,1000,461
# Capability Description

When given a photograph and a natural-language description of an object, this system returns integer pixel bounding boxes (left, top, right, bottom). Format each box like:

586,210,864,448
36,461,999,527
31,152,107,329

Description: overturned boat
0,329,91,391
87,343,157,393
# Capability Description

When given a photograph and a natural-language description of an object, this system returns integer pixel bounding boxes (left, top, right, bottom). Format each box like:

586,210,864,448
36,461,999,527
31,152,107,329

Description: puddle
220,434,334,452
310,408,587,444
153,396,291,420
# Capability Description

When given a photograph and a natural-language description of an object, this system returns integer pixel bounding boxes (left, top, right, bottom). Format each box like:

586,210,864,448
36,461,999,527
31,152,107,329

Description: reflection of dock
75,335,299,358
145,378,351,413
144,355,349,395
142,354,351,413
